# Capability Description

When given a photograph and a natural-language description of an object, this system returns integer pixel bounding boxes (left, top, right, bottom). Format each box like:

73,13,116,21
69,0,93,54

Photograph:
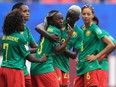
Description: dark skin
36,10,81,87
36,10,80,60
3,10,47,63
26,54,47,63
19,4,38,53
81,7,115,62
92,16,116,62
35,23,60,42
48,12,73,55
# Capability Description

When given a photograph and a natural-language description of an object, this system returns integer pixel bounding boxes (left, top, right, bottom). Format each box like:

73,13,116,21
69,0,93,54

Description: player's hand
67,24,73,38
86,54,97,62
49,34,60,42
39,54,48,62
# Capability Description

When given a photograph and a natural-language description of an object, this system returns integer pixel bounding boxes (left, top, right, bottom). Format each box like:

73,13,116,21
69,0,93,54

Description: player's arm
86,36,115,62
98,39,116,62
63,48,79,59
35,23,59,42
26,54,47,63
30,47,37,53
54,24,73,55
97,36,115,57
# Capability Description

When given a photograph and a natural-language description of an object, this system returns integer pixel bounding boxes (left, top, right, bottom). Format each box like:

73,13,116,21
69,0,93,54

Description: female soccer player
93,15,116,87
35,5,83,87
31,10,73,87
11,2,38,87
74,4,115,87
0,10,47,87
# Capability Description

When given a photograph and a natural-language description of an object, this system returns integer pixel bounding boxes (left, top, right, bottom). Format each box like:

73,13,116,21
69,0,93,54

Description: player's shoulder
92,23,100,29
24,24,30,30
74,24,83,34
15,33,27,44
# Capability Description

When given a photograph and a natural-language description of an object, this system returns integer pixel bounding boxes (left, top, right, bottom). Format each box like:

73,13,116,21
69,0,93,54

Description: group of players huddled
0,2,116,87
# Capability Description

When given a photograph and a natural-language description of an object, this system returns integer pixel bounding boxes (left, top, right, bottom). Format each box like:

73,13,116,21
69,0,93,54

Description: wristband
101,54,107,59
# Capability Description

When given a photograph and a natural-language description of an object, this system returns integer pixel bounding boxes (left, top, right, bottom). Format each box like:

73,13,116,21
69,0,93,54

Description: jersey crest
72,31,77,37
86,30,91,36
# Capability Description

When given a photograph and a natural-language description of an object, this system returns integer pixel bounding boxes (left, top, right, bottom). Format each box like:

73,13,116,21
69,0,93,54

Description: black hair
3,10,24,35
11,2,26,11
82,4,94,14
93,15,99,25
46,10,59,26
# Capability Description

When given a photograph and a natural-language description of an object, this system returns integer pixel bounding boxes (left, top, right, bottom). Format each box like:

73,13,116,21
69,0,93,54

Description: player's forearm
36,27,51,39
30,48,37,53
64,49,77,59
54,36,71,55
96,43,115,59
26,54,42,63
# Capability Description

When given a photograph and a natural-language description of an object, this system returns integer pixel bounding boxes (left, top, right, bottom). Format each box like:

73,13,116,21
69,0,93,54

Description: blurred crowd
0,0,116,3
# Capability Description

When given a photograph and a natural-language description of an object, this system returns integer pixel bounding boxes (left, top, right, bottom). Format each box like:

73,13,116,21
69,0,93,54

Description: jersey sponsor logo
72,31,77,37
86,30,91,36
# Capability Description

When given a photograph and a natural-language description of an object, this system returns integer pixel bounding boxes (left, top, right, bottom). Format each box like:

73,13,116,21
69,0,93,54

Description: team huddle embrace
0,2,116,87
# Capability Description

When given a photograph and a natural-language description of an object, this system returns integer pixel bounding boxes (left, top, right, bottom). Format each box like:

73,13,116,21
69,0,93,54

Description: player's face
20,5,30,21
82,8,94,24
52,12,63,29
66,10,79,25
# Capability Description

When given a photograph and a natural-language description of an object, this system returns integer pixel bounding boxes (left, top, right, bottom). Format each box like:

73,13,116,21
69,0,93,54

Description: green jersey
1,32,30,69
98,30,116,71
30,25,61,75
53,23,83,73
20,24,36,76
76,23,105,76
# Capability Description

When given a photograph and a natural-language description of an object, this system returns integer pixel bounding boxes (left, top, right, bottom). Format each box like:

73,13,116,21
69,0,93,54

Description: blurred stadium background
0,0,116,87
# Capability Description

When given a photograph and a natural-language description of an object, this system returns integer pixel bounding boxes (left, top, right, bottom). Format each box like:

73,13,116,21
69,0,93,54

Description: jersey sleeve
18,36,30,58
94,27,106,39
27,26,36,44
102,30,116,44
47,26,61,47
74,29,84,49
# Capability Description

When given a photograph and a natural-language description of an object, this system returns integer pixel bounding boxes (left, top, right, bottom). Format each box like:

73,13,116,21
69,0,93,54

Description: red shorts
74,69,101,87
54,66,70,86
0,67,25,87
31,72,59,87
73,75,84,87
99,70,108,87
25,74,32,87
84,69,101,87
